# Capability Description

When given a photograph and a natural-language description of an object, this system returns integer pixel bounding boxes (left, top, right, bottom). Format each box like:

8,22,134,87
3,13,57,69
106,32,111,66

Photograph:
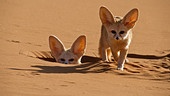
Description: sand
0,0,170,96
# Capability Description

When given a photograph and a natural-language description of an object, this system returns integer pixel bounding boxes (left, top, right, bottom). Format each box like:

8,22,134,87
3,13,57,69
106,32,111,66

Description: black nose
116,37,119,40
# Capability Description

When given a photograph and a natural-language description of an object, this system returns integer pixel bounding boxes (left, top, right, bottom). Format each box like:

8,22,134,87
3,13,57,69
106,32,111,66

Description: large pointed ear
71,35,86,57
99,6,115,25
122,8,139,29
49,35,65,59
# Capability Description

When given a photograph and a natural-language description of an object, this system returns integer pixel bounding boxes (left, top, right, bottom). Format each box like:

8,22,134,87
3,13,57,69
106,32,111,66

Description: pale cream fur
99,6,139,70
49,35,86,64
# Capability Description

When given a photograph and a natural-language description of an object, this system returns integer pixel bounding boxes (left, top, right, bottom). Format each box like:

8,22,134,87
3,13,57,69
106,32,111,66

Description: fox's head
99,6,138,41
49,35,86,64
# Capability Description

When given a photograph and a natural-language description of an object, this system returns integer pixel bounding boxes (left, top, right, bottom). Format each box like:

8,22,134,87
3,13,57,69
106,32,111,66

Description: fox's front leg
111,48,119,62
117,49,128,70
101,47,110,62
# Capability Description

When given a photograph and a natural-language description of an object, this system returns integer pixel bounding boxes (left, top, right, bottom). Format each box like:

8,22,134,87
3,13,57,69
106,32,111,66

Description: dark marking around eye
119,31,125,34
111,30,116,34
60,58,65,61
69,58,74,62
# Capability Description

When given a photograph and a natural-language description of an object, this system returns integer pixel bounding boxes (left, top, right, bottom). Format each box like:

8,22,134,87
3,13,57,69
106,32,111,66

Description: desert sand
0,0,170,96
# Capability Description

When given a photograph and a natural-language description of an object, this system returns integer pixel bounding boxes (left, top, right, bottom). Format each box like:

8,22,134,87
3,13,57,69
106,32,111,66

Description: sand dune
0,0,170,96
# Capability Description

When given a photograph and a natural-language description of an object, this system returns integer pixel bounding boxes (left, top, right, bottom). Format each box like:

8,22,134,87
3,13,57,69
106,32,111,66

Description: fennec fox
49,35,86,64
99,6,139,70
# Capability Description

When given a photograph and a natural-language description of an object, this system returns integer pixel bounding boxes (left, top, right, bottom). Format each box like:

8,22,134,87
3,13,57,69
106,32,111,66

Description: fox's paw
117,63,124,71
117,67,124,71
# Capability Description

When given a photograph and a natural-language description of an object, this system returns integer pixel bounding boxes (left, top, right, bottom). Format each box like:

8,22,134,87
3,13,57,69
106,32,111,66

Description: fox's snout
113,35,122,40
64,62,68,64
116,36,119,40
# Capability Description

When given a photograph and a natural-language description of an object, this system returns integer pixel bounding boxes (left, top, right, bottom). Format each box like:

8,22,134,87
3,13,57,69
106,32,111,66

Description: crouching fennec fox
99,6,139,70
49,35,86,64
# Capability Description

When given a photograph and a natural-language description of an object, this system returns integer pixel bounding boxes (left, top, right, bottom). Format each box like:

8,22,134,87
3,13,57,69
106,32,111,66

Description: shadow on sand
29,51,170,63
10,51,170,81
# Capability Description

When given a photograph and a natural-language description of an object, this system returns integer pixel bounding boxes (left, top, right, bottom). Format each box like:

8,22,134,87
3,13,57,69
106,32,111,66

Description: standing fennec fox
49,35,86,64
99,6,139,70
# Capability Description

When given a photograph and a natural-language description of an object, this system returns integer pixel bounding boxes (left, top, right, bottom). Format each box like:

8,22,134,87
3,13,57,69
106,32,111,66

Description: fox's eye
111,30,116,34
69,58,74,62
60,58,65,61
119,31,125,34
